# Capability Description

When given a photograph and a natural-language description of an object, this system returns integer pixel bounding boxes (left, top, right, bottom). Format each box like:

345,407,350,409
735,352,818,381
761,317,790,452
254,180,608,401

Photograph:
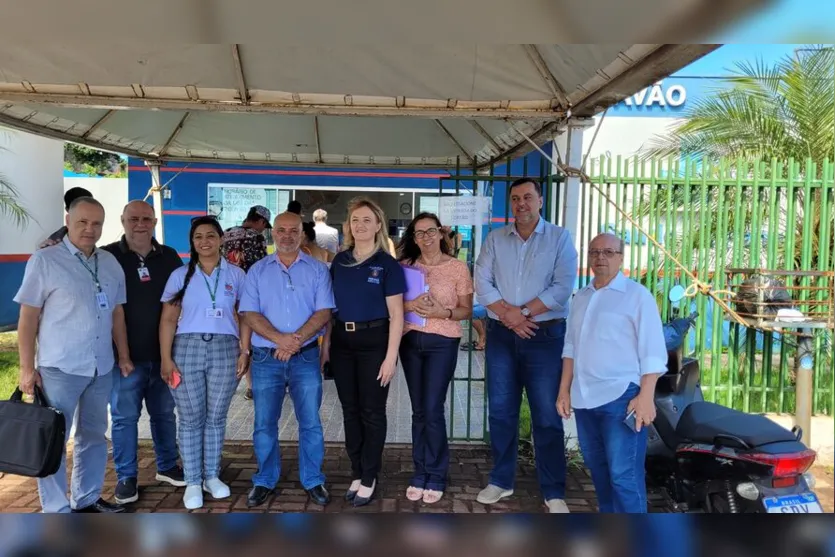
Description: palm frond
642,46,835,163
0,140,32,228
0,173,31,228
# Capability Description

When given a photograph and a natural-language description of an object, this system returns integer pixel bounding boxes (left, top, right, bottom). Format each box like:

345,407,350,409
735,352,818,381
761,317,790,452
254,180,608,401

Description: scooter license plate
763,493,823,513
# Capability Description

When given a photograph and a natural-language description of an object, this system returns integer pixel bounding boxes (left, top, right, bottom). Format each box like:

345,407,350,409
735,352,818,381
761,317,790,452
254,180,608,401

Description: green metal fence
581,155,835,416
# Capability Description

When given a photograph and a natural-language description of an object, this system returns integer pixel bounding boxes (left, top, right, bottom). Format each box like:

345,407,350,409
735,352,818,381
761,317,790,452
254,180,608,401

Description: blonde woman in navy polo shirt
159,216,250,510
321,197,406,507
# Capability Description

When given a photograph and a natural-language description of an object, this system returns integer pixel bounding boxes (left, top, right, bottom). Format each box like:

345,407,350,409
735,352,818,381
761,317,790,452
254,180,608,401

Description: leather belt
298,342,319,354
254,342,319,355
335,318,389,332
491,317,564,329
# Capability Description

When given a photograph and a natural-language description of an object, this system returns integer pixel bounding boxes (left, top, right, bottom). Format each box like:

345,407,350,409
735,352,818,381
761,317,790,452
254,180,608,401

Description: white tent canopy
0,44,718,168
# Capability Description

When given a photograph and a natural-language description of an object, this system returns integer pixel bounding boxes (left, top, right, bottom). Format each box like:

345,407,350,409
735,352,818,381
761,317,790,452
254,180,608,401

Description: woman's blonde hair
342,196,393,264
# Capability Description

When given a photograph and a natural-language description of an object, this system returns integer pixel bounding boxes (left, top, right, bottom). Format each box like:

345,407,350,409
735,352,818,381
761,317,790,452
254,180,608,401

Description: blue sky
674,43,834,77
708,0,835,43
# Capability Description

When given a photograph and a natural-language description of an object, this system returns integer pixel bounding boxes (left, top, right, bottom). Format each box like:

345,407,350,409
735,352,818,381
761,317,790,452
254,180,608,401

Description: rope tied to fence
510,124,799,337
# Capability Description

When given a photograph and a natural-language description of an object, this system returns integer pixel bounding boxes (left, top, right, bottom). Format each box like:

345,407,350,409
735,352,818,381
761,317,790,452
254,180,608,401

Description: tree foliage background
637,46,835,273
64,144,127,177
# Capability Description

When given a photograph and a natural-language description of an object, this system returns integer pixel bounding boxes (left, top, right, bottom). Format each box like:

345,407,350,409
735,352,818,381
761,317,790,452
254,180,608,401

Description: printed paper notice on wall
438,196,491,226
219,187,268,230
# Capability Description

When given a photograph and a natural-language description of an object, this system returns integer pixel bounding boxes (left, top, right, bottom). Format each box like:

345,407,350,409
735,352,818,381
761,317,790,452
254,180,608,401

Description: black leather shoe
345,488,358,502
352,480,376,508
307,484,330,506
72,498,125,513
247,486,274,508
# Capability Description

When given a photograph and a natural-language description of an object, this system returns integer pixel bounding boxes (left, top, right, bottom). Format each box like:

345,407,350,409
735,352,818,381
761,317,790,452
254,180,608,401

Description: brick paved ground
0,440,660,514
3,442,830,513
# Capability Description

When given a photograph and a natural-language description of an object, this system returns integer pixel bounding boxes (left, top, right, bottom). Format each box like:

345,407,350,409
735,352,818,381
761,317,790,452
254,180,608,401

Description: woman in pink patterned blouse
396,213,473,504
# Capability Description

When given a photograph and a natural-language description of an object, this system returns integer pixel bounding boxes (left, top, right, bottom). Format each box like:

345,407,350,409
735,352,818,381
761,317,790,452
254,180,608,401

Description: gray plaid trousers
171,333,239,485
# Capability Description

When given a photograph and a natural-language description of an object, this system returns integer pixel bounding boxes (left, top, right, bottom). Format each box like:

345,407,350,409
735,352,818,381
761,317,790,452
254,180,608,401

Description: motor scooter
645,288,821,513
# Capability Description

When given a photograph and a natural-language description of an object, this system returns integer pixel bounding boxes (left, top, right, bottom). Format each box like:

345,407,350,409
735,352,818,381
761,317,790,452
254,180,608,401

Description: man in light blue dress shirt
558,233,667,513
14,197,131,513
239,212,335,508
474,178,578,513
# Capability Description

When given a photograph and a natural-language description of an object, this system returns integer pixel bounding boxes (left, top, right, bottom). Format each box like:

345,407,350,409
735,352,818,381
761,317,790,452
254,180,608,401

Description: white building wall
64,176,129,246
0,129,64,254
582,115,683,160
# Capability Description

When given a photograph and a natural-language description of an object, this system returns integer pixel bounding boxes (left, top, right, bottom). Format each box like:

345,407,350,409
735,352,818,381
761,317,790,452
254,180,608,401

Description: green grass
518,391,584,470
0,332,19,399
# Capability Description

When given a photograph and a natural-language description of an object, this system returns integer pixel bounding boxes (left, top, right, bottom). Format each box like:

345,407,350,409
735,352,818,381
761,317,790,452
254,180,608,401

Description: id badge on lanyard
96,291,110,310
138,265,151,282
75,251,109,310
202,265,223,319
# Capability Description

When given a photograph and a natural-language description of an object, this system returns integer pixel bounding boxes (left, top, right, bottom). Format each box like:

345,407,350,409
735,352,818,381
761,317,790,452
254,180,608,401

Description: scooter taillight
740,449,817,477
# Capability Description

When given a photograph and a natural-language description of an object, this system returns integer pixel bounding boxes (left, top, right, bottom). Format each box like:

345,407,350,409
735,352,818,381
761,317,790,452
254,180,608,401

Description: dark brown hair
397,212,450,265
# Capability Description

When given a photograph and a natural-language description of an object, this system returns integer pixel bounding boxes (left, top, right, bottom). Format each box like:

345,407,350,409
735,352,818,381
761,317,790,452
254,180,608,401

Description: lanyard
201,264,222,309
74,252,101,292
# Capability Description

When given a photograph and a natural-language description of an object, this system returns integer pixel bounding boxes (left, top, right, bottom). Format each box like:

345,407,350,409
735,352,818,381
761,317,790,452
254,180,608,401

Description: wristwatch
520,305,532,317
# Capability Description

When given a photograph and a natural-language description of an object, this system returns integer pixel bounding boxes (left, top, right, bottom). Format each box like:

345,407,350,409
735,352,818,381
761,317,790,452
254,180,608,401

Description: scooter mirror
669,285,686,305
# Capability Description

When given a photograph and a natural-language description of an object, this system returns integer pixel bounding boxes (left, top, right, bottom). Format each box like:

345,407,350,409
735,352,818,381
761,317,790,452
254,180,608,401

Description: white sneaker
183,485,203,510
203,478,231,499
476,484,514,505
546,498,570,513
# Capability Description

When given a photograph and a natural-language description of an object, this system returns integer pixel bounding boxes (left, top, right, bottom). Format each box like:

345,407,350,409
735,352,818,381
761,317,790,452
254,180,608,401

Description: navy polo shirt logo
368,266,383,284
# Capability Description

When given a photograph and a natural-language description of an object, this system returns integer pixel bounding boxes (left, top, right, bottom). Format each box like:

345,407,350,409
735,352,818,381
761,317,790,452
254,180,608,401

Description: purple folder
401,264,428,327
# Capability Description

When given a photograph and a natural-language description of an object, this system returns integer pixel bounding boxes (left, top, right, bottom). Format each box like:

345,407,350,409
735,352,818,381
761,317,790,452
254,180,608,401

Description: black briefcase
0,386,66,478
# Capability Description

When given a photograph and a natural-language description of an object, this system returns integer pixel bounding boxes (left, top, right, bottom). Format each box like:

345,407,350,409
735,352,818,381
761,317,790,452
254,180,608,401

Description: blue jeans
485,319,566,500
574,383,648,513
110,361,178,481
37,367,112,513
399,331,459,491
251,345,326,490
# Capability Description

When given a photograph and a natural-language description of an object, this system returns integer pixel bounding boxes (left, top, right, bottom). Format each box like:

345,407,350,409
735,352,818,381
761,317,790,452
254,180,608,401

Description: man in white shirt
557,233,667,513
312,209,339,254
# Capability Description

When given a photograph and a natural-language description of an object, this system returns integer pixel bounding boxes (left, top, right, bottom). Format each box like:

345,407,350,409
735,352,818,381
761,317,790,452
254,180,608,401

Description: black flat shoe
72,498,125,513
306,484,331,506
247,486,274,508
345,480,361,501
352,480,377,508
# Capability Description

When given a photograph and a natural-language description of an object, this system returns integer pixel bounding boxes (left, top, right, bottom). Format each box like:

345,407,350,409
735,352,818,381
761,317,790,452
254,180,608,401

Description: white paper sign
220,188,268,230
439,196,491,226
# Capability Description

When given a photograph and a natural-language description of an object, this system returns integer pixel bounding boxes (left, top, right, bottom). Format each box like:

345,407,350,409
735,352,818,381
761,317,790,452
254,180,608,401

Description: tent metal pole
145,160,165,243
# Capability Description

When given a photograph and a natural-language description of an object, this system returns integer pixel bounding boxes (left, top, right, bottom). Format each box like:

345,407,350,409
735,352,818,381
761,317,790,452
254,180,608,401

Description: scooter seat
676,401,797,449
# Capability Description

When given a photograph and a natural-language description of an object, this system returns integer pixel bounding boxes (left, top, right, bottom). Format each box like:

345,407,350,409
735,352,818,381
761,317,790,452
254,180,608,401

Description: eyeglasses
414,228,439,239
588,249,622,259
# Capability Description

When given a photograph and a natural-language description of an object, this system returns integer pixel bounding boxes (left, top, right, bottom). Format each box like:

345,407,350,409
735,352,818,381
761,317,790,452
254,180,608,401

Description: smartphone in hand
168,370,181,389
623,409,638,432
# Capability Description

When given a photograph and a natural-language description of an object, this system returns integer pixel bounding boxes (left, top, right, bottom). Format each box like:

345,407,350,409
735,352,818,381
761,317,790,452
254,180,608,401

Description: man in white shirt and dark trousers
312,209,339,254
557,233,667,513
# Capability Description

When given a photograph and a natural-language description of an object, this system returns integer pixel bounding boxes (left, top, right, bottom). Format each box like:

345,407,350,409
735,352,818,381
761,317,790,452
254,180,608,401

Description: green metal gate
439,156,560,442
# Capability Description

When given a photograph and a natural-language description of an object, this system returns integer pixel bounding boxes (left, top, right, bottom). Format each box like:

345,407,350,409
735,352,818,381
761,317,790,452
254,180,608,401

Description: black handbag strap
9,385,50,407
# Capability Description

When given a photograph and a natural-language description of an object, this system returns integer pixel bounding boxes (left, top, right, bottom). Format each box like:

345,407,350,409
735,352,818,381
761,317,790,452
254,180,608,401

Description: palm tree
0,141,31,228
636,46,835,273
644,46,834,162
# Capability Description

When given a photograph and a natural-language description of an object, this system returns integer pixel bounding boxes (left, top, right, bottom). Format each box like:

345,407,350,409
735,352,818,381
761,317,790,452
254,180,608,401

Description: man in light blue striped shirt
15,197,130,514
474,177,578,513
